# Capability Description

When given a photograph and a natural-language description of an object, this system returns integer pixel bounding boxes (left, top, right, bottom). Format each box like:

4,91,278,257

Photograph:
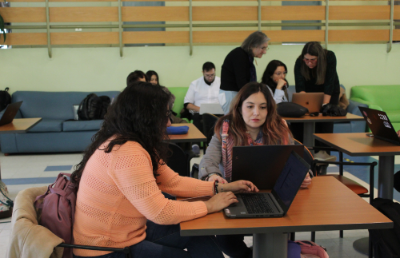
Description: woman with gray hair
219,31,270,114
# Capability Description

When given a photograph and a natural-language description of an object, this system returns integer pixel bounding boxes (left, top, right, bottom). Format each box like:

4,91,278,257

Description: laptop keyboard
240,194,274,214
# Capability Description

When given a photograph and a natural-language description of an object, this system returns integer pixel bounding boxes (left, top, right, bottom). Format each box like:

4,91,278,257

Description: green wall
1,43,399,95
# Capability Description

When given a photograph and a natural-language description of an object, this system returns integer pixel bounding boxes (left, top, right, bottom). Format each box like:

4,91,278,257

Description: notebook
232,145,304,190
224,151,309,218
0,101,23,126
199,103,224,115
291,92,324,114
359,106,400,145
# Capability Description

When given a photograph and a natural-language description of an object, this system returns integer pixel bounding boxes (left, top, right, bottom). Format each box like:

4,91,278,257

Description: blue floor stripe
44,165,73,172
3,177,57,185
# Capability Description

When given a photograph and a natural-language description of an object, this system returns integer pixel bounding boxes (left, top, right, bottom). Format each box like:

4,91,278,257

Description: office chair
8,186,132,258
166,142,193,177
202,113,219,147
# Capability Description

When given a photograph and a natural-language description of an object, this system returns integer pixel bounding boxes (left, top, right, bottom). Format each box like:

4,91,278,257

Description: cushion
28,119,63,132
63,120,103,132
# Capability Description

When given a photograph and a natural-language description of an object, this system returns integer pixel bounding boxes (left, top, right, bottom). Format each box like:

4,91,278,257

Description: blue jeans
73,220,224,258
219,90,238,115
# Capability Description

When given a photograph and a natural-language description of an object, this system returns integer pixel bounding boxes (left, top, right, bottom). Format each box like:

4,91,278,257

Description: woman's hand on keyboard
223,180,259,194
209,174,228,184
204,192,238,213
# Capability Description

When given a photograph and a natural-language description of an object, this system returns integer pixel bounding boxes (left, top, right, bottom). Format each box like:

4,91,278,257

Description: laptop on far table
359,106,400,145
0,101,23,126
292,92,324,114
224,151,310,218
199,103,224,115
232,145,304,190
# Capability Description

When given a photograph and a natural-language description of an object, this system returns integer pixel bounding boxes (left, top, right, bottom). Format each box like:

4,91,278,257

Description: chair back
166,142,190,177
202,113,219,145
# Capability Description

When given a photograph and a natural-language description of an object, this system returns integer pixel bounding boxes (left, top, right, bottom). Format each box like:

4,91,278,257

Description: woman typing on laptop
199,82,312,258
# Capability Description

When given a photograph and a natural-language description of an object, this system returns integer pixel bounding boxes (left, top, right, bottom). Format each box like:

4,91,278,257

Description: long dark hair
261,60,288,93
71,82,170,186
215,82,292,146
146,70,160,86
298,41,327,85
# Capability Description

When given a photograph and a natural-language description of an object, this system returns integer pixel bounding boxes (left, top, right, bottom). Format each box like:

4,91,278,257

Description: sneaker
192,144,200,155
313,150,336,162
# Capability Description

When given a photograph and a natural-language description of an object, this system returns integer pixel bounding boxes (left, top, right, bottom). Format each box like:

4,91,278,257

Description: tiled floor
1,151,399,258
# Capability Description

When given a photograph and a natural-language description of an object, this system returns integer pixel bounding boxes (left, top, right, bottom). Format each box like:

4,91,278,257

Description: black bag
277,102,308,117
78,93,111,120
321,104,347,117
0,87,11,112
369,198,400,257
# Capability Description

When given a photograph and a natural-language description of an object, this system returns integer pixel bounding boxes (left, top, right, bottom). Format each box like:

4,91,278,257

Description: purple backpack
35,173,77,258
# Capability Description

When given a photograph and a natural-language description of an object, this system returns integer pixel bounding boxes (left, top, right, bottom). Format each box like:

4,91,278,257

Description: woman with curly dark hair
71,81,258,258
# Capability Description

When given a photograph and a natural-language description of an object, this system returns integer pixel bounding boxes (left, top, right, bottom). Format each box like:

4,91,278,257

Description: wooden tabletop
283,113,363,123
167,123,206,143
0,118,42,134
314,133,400,156
180,177,392,236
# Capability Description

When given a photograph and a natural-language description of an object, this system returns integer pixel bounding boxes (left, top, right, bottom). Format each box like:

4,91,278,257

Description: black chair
166,142,193,177
58,243,132,258
202,113,219,147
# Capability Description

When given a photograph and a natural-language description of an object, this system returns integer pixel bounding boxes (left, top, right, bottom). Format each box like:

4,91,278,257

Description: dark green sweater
294,50,340,97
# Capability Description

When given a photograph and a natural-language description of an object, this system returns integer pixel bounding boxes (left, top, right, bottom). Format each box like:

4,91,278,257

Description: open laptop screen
272,151,309,209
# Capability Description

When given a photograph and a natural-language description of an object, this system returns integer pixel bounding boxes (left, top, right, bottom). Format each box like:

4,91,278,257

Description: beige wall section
0,43,399,95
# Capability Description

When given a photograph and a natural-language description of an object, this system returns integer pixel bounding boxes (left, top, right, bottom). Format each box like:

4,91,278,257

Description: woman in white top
261,60,289,104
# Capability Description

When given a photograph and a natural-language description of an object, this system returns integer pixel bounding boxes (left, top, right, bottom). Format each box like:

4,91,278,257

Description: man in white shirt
184,62,221,131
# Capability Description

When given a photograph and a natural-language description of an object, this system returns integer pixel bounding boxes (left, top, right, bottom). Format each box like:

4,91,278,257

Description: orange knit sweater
73,140,214,256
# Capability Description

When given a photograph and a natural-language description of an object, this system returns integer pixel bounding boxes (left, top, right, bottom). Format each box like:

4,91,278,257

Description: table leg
303,122,315,148
253,232,287,258
378,155,394,199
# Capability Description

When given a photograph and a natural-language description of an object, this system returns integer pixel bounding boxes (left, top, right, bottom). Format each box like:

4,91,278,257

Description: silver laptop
292,92,324,114
224,151,309,218
0,101,23,126
199,103,224,115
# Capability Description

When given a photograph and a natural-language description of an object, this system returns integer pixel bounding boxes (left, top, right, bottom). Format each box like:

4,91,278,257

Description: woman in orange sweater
71,81,258,258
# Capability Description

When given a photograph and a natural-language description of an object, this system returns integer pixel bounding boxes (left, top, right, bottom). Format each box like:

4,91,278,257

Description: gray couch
0,91,119,154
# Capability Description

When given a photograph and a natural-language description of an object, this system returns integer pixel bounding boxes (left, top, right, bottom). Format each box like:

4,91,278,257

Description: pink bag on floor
295,241,329,258
34,173,77,258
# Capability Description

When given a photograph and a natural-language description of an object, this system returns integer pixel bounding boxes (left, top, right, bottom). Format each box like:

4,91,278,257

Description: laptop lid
199,103,224,115
359,106,400,145
292,93,324,113
0,101,23,126
232,145,304,190
271,151,310,215
224,151,309,218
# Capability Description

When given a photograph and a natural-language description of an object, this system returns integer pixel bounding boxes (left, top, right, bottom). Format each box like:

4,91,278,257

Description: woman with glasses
219,31,270,114
293,41,340,163
71,81,259,258
261,60,289,104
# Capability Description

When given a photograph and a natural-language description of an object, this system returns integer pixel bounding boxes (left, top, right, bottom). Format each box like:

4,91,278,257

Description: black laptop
232,145,304,189
0,101,23,126
359,106,400,145
224,151,310,218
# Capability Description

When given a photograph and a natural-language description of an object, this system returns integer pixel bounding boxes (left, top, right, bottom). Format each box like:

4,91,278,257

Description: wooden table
314,132,400,200
283,113,364,147
0,118,42,179
167,123,207,147
180,177,392,258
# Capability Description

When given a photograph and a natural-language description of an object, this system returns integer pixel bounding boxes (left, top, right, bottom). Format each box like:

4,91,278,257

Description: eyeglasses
259,46,269,51
166,110,172,118
274,71,287,76
303,58,318,63
204,73,215,78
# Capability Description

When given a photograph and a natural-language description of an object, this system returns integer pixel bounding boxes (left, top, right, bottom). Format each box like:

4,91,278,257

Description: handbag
277,102,308,117
0,179,13,219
